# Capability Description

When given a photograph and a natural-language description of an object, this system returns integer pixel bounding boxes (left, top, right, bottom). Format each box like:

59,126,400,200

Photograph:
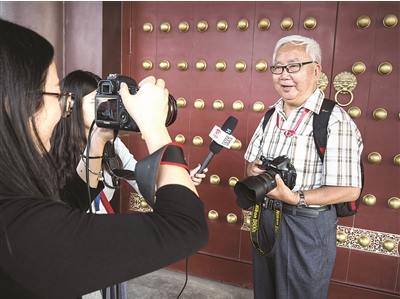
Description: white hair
272,35,322,64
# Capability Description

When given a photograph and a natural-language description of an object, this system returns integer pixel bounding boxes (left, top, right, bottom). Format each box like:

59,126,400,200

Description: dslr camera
235,155,297,209
95,74,178,132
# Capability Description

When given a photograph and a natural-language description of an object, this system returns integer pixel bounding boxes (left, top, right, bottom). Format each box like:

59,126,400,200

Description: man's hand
246,159,266,177
266,174,298,205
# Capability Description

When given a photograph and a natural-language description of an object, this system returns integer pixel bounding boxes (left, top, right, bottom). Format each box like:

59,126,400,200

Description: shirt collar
270,88,326,115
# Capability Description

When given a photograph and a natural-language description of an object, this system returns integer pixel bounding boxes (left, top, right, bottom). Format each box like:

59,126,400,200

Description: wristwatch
297,190,307,207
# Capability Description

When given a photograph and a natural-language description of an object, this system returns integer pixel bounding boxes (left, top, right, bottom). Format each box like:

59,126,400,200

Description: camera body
235,155,297,209
257,155,297,188
95,74,178,132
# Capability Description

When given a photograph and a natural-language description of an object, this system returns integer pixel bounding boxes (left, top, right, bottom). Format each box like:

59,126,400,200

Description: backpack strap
313,99,364,216
262,108,275,132
312,99,336,161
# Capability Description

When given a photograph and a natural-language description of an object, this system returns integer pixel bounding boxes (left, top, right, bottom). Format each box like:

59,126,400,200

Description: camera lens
257,172,277,193
234,171,277,209
165,94,178,127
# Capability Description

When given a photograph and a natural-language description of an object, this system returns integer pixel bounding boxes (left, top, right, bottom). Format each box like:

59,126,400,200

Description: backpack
261,98,364,217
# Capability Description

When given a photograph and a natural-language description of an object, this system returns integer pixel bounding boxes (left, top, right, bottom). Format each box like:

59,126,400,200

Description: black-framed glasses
270,61,317,75
40,92,75,118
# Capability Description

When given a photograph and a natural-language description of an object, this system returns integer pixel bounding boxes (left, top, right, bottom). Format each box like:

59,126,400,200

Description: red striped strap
159,142,190,172
99,191,114,214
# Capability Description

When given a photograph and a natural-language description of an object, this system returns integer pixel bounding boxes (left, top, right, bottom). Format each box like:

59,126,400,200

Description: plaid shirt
245,88,363,192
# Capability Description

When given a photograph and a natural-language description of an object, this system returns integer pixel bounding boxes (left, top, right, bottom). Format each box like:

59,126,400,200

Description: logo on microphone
212,128,221,140
209,125,236,149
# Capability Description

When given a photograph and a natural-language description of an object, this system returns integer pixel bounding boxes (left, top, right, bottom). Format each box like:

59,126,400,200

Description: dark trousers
252,206,338,299
101,282,127,299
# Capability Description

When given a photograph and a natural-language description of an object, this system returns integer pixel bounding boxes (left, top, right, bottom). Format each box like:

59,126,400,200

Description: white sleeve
114,137,140,193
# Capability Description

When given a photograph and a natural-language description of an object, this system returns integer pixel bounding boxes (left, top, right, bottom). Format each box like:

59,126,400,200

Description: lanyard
94,191,115,214
276,109,310,137
250,200,283,256
250,203,265,255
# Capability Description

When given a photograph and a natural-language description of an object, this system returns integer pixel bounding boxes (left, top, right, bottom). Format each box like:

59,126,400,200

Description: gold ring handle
333,72,357,107
335,89,354,107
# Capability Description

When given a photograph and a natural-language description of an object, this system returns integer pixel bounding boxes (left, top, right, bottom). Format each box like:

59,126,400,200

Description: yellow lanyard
250,200,283,256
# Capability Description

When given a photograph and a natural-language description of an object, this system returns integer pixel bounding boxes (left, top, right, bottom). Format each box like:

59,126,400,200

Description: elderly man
244,35,363,299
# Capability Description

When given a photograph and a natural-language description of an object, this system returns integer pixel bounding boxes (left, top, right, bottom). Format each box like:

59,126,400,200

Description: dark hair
50,70,122,189
0,18,60,199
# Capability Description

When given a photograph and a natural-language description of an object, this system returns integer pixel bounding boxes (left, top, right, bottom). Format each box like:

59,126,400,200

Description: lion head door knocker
317,72,329,92
333,71,358,107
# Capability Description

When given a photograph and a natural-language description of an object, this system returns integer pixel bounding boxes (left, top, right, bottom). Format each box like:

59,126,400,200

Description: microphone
197,116,238,174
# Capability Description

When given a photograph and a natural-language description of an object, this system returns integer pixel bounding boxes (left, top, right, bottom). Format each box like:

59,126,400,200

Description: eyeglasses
270,61,317,75
40,92,75,118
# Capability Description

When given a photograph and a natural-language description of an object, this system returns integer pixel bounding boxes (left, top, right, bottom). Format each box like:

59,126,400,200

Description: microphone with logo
196,116,239,174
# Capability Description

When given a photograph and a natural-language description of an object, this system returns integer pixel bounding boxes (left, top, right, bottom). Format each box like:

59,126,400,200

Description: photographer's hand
90,124,116,145
120,77,198,195
120,77,171,154
77,124,114,187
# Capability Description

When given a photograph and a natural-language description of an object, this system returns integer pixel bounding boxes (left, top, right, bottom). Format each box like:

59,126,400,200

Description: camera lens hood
234,176,269,209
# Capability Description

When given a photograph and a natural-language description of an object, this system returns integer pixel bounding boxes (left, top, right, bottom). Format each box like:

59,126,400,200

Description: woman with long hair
0,18,208,299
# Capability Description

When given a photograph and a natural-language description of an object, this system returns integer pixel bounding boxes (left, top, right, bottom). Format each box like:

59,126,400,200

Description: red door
120,2,399,297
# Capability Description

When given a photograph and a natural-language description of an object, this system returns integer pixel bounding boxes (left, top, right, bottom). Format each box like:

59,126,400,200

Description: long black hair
50,70,122,190
0,18,60,200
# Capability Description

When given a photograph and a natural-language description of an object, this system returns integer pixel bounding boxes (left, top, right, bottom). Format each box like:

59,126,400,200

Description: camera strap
106,131,121,171
250,203,265,255
111,142,189,208
250,199,283,256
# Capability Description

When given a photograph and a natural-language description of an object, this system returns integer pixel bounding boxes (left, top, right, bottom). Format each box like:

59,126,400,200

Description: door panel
189,2,255,261
329,2,399,294
121,2,400,296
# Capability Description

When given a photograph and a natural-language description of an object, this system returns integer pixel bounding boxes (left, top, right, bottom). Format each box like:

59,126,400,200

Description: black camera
95,74,178,132
234,155,297,209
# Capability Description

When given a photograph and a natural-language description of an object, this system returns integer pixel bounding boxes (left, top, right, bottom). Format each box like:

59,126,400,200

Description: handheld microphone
197,116,238,174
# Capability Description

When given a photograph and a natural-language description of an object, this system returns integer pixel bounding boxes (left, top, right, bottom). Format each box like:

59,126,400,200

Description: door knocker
317,72,329,91
333,72,357,107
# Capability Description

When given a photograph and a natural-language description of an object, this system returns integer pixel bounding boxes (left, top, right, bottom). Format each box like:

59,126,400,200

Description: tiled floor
83,268,253,299
126,269,253,299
